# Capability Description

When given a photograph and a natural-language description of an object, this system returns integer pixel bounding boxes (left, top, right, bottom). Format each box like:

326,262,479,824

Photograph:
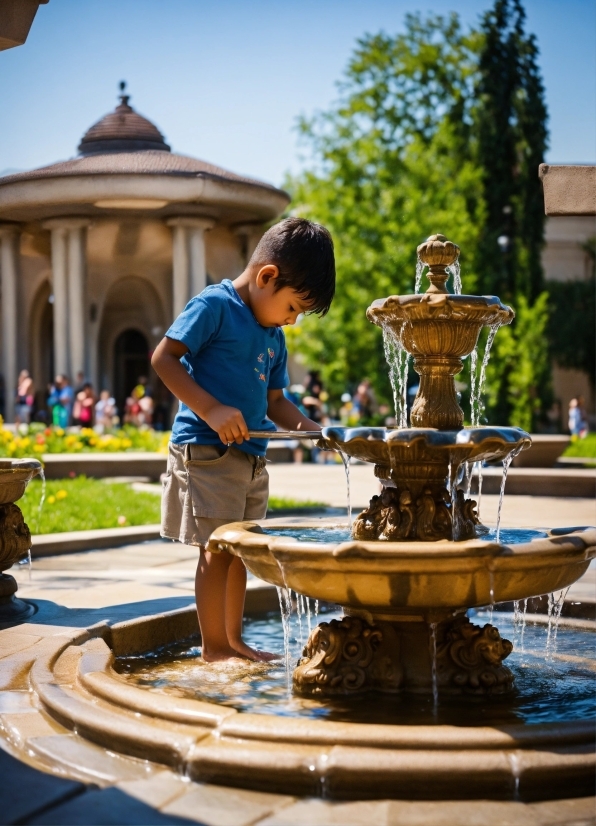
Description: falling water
508,752,521,801
488,569,495,624
546,588,570,660
464,461,474,499
314,600,319,618
415,255,425,293
519,599,528,658
382,326,410,428
306,598,312,635
495,447,522,543
276,586,293,689
468,346,478,426
296,592,304,646
476,462,484,517
474,323,501,426
447,260,462,295
340,452,352,526
429,622,439,712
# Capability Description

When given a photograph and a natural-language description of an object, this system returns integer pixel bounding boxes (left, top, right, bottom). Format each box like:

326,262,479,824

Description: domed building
0,85,289,421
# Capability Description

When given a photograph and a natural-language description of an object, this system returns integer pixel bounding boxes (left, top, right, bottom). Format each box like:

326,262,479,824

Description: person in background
73,382,95,427
15,370,35,424
48,374,74,428
352,378,376,421
138,387,154,426
95,390,117,432
569,396,588,438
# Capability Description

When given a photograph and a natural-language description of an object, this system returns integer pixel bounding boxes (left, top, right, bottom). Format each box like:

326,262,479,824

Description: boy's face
252,267,312,327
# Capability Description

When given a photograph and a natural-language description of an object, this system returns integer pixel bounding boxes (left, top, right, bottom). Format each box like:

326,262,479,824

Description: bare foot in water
231,640,280,662
201,646,245,663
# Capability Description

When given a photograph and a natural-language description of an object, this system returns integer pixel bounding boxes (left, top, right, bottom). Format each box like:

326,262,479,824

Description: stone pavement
1,477,595,824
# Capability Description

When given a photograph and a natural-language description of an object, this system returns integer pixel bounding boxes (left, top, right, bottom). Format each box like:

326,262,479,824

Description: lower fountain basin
26,600,595,802
207,524,596,615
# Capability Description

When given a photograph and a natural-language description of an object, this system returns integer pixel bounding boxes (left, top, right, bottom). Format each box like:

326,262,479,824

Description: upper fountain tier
367,234,514,429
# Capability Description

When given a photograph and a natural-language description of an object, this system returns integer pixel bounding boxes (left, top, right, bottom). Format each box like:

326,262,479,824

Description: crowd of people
8,370,158,431
0,367,593,443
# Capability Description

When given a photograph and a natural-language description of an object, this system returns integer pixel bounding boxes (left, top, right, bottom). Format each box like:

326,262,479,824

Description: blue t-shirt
167,280,289,457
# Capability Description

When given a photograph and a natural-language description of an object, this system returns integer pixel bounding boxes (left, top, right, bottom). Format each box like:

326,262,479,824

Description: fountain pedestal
0,459,42,627
294,610,513,696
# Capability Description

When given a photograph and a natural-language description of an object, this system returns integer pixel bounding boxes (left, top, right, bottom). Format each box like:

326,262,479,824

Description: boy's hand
204,404,249,445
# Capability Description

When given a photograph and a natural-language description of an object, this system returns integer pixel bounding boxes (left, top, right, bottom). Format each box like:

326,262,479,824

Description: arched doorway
113,329,149,414
29,281,54,418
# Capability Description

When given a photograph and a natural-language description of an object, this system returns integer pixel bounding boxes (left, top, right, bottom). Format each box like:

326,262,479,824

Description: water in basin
260,526,548,544
115,609,595,728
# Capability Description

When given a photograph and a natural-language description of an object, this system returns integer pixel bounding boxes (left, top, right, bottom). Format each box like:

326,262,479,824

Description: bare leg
195,548,239,661
225,555,279,662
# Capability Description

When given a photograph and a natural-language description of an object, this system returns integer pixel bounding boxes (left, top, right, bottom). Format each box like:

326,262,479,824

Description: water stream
447,260,462,295
339,452,352,526
429,622,439,712
495,447,522,543
382,326,409,427
473,323,501,426
414,255,425,294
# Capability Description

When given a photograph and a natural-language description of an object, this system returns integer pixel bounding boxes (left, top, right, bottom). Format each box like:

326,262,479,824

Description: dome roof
78,85,170,155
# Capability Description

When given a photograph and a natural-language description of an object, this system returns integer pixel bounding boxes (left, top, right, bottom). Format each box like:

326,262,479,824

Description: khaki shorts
161,442,269,546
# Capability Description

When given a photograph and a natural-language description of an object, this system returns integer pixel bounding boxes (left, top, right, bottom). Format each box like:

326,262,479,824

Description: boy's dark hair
249,217,335,316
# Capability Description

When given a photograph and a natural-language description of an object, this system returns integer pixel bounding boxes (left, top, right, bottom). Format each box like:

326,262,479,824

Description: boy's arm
267,388,321,432
151,337,249,444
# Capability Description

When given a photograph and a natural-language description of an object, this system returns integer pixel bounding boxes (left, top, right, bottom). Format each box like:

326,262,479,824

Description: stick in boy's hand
204,403,250,445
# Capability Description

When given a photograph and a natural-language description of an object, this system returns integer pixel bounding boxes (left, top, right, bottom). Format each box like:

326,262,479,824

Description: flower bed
0,421,169,459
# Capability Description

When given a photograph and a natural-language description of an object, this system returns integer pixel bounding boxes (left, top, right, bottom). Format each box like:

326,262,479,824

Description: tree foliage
286,3,552,430
285,14,483,401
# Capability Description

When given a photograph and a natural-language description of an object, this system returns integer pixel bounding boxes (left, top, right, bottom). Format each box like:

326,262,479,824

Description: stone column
168,218,214,318
44,219,91,381
0,226,20,423
66,220,90,380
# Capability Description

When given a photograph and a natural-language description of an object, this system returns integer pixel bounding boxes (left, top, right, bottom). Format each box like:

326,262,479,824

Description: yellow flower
121,439,132,449
47,495,56,504
33,444,45,453
56,489,68,500
55,428,65,437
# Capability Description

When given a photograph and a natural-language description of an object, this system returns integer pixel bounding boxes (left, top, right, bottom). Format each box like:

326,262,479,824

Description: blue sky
1,0,595,187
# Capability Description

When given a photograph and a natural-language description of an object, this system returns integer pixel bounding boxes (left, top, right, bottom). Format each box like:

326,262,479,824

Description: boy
152,217,335,662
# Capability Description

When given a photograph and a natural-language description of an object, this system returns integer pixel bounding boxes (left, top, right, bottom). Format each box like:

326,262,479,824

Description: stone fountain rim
0,458,43,472
25,603,596,801
322,424,531,446
209,522,596,561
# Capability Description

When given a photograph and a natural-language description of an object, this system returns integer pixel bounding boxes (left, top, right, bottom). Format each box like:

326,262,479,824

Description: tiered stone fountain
0,458,42,626
208,235,595,698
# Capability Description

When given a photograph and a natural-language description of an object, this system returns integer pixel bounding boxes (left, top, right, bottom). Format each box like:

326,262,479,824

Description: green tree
285,14,483,403
474,0,550,428
287,3,551,431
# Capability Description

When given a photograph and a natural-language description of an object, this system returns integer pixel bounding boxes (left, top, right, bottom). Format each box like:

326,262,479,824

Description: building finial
118,80,130,107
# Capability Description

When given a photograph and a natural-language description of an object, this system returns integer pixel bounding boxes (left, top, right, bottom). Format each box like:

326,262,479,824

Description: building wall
542,215,595,426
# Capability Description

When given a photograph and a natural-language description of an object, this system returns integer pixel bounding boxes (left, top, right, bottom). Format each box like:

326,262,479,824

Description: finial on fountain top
417,234,460,294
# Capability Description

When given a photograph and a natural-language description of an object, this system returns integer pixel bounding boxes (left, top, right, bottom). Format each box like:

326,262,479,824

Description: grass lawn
18,478,328,535
20,477,161,535
562,433,596,459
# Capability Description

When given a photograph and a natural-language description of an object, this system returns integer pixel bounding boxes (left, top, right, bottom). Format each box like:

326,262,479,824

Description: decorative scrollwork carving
0,503,31,572
436,615,513,693
352,486,480,542
293,616,403,695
